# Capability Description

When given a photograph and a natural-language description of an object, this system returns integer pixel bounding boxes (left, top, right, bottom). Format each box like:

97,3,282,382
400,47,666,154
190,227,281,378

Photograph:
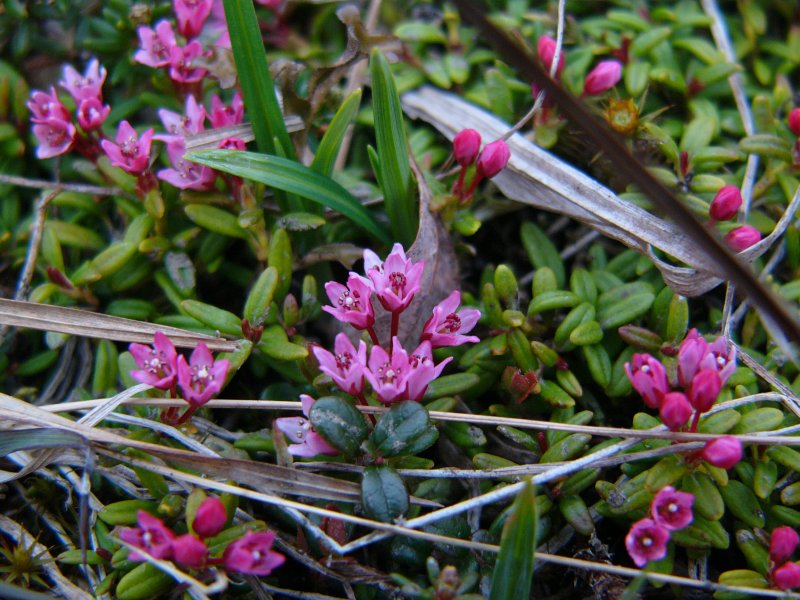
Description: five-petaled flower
624,353,669,409
101,120,154,176
223,530,286,576
176,342,230,408
651,486,694,531
364,243,424,314
129,331,178,390
312,333,367,396
625,518,670,568
118,510,176,561
422,290,481,348
60,59,106,102
274,395,339,457
322,274,375,330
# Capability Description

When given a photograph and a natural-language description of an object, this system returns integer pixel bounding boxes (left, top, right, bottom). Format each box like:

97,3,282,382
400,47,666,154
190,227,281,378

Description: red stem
390,311,399,342
366,325,380,347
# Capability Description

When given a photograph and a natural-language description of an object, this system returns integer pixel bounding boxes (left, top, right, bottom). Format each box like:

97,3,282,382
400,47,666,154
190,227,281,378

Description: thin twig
0,173,122,196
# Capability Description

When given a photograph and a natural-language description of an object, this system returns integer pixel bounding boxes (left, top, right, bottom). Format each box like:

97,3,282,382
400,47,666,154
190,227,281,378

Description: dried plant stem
0,173,122,196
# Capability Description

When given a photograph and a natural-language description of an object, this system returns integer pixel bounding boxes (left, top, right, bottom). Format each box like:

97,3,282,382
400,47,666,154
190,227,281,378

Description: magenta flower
134,20,177,68
158,139,217,191
176,342,229,408
659,391,692,430
537,35,565,76
771,527,800,565
27,87,70,122
223,530,285,576
625,518,670,567
700,336,736,385
453,129,481,167
156,95,206,141
677,329,708,387
725,225,761,251
322,274,375,330
77,98,110,131
275,395,339,457
365,339,410,404
709,185,742,222
118,510,175,561
193,496,228,538
476,140,510,180
624,354,669,409
129,331,178,390
406,340,452,402
651,486,694,531
700,436,742,469
209,92,244,128
60,59,106,102
32,118,75,160
687,369,722,413
421,290,481,348
168,41,207,84
312,333,367,395
583,60,622,95
789,108,800,137
364,243,425,313
773,562,800,591
172,534,208,568
100,120,154,176
174,0,214,38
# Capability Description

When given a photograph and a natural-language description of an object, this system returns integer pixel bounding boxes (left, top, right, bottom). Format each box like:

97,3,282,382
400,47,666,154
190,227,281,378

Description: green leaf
489,481,536,600
116,563,174,600
369,401,439,457
311,89,362,177
309,396,370,456
187,150,390,243
370,48,417,245
184,204,247,239
361,465,409,522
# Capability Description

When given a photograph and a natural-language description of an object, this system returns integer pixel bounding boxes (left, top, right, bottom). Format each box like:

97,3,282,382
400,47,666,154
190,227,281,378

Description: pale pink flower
322,274,375,330
168,41,207,84
365,339,411,404
583,60,622,95
701,435,742,469
624,354,669,409
659,391,692,430
651,486,694,531
77,98,110,131
27,87,70,122
476,140,510,179
421,290,481,348
158,139,217,190
406,340,452,402
453,129,481,167
193,496,227,538
725,225,761,251
625,518,670,567
100,120,154,176
770,527,799,565
687,369,721,413
537,35,565,76
176,342,229,407
774,562,800,590
274,394,339,457
312,333,367,396
118,510,175,561
174,0,214,38
172,534,208,568
129,331,178,390
134,20,178,68
32,118,75,159
60,59,106,102
223,530,285,576
364,243,424,313
156,95,206,141
208,92,244,128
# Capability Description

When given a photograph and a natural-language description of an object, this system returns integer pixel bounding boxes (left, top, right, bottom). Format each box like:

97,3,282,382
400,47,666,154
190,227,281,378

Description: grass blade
311,89,362,177
489,480,537,600
187,149,390,243
370,48,417,245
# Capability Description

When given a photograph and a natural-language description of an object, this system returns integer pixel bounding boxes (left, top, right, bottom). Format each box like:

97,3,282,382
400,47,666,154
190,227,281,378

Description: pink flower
274,395,339,457
365,339,411,404
209,92,244,128
773,562,800,590
174,0,214,38
60,59,106,102
625,518,670,567
700,336,736,385
156,95,206,141
168,41,207,84
27,87,70,122
158,139,217,191
77,98,110,131
583,60,622,95
537,35,565,76
129,332,178,390
677,329,708,387
406,340,452,402
421,290,481,348
701,436,742,469
651,486,694,531
725,225,761,251
789,108,800,137
223,530,285,576
32,118,75,159
771,527,799,565
476,140,510,180
118,510,175,561
134,21,177,68
322,274,375,330
364,243,425,313
624,354,669,409
709,185,742,222
172,534,208,568
311,333,367,395
659,392,692,430
687,369,721,413
100,120,154,176
176,342,229,407
453,129,481,167
193,496,228,538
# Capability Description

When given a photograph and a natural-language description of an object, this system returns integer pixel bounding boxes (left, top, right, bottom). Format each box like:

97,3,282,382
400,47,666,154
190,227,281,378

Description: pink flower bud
193,496,228,538
725,225,761,252
688,369,721,413
659,392,692,430
771,526,800,565
537,35,565,76
77,98,110,131
625,518,670,567
583,60,622,95
453,129,482,167
789,108,800,137
624,354,669,409
476,140,510,179
701,436,742,469
773,561,800,590
651,486,694,531
172,534,208,568
709,185,742,221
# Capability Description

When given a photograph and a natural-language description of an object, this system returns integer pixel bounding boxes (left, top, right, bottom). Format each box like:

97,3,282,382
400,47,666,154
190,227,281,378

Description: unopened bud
537,35,564,76
583,60,622,95
701,435,742,469
453,129,481,167
659,391,692,430
724,225,761,252
770,526,799,565
476,140,510,179
789,107,800,137
192,496,228,538
709,185,742,221
688,369,721,413
773,561,800,591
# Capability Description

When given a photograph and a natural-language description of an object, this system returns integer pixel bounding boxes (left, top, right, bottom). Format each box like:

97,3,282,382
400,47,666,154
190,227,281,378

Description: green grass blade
187,150,390,243
311,89,362,177
370,48,417,245
489,481,537,600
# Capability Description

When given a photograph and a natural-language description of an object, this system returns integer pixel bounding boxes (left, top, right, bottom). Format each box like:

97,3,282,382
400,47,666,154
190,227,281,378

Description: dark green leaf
489,481,537,600
309,396,369,456
361,465,409,522
369,401,439,457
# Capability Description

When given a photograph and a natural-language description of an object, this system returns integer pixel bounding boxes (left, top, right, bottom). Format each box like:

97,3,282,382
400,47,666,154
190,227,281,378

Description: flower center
641,365,650,374
335,352,352,372
191,364,212,386
120,135,139,158
441,313,461,333
642,536,653,548
337,289,361,311
47,125,69,147
388,272,406,295
377,362,400,384
668,502,678,513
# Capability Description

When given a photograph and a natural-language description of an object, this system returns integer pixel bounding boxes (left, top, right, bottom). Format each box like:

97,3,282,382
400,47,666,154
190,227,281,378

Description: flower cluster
275,243,480,456
707,185,762,252
769,526,800,590
118,497,284,576
626,486,694,567
450,130,511,203
625,329,742,468
129,332,229,425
